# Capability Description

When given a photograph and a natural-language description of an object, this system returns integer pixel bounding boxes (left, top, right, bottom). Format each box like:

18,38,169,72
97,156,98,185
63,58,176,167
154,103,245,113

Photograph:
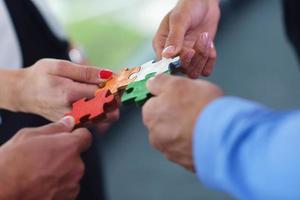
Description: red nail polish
99,70,113,79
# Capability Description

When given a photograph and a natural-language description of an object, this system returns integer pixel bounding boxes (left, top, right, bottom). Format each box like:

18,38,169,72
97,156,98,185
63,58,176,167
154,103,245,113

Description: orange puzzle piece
66,89,117,126
95,67,140,95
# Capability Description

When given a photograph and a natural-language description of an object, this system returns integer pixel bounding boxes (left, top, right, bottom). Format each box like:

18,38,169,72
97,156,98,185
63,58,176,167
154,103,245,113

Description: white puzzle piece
130,56,181,81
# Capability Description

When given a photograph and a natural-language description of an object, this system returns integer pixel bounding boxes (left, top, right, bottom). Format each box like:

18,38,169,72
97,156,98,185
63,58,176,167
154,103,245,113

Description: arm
194,97,300,199
142,75,300,199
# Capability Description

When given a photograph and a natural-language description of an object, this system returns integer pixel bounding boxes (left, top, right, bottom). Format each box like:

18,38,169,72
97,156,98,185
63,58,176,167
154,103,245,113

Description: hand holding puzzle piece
66,57,182,127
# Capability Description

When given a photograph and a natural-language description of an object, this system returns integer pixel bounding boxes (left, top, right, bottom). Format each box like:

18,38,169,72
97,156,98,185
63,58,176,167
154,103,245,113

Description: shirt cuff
193,96,266,190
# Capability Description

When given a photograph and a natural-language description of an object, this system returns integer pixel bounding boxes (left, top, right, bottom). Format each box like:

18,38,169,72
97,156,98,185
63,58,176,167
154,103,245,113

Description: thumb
162,15,189,58
146,74,173,96
32,116,75,136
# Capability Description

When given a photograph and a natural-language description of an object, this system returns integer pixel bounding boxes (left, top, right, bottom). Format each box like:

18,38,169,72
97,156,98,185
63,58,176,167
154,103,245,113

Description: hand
0,116,91,200
14,59,119,127
142,75,223,171
153,0,220,78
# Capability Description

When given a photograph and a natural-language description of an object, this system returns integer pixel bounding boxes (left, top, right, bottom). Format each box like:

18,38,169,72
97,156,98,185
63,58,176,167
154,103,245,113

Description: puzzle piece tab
132,56,181,82
95,67,140,96
66,89,117,126
121,73,156,106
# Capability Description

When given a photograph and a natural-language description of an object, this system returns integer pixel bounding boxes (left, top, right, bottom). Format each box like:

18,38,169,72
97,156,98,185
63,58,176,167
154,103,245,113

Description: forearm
194,97,300,199
0,69,23,112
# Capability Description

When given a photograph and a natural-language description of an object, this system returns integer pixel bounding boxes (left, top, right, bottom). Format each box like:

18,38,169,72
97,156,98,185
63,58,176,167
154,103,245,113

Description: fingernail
99,69,113,79
162,46,176,55
201,32,209,45
210,41,215,49
58,116,75,128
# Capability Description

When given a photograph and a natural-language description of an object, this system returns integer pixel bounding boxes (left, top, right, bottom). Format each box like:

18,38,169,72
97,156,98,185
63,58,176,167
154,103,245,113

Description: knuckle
109,109,120,122
54,60,71,73
165,153,177,163
81,66,92,82
63,90,76,105
170,12,185,24
76,129,92,147
57,60,70,67
77,161,85,176
173,78,188,92
149,135,162,151
142,102,154,126
17,128,32,137
200,48,210,57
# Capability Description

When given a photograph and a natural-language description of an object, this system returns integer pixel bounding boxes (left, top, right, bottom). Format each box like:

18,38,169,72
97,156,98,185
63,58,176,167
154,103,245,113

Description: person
143,0,300,199
0,1,119,199
0,116,92,200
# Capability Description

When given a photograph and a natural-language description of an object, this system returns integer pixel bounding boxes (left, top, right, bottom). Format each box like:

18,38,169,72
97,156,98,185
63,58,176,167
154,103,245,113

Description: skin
142,75,223,171
0,59,119,132
0,116,91,200
153,0,220,78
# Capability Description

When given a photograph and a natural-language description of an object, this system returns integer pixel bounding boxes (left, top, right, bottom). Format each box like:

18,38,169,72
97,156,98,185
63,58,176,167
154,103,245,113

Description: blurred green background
47,0,176,69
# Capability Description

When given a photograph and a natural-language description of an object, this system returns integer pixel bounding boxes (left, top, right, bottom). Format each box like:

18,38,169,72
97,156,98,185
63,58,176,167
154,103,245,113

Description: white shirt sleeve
0,0,22,69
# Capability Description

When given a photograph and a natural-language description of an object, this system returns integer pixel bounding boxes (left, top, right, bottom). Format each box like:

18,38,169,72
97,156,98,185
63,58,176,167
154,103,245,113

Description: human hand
14,59,119,128
0,116,91,200
153,0,220,78
142,75,223,171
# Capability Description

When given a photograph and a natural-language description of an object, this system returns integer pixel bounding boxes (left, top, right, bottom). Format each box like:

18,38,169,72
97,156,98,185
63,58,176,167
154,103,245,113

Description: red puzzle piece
66,89,116,126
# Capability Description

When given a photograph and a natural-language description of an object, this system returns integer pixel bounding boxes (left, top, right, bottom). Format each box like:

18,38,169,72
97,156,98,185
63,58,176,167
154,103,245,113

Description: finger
50,60,112,84
180,48,195,73
188,32,211,78
142,97,159,129
67,83,99,103
202,43,217,77
103,109,120,123
162,13,189,58
146,74,174,96
92,108,119,134
72,128,92,153
31,116,75,135
95,123,112,134
153,14,170,59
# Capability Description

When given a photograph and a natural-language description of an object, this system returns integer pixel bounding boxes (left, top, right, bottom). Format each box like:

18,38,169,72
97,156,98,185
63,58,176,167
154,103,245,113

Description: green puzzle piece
121,73,156,106
122,71,172,106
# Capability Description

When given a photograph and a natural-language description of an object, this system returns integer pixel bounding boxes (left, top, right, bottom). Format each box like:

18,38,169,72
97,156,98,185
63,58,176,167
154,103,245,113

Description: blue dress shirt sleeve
193,97,300,200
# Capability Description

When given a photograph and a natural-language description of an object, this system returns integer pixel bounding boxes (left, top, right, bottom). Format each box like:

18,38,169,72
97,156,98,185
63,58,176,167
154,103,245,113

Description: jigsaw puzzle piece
121,73,157,106
66,89,117,126
95,67,140,95
133,56,181,82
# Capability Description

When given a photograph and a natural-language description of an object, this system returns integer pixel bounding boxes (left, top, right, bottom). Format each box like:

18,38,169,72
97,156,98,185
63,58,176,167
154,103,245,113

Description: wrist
10,69,27,112
0,69,24,112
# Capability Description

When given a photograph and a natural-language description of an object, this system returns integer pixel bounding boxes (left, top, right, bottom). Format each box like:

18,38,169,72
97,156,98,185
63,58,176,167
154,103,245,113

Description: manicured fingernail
162,46,176,55
58,116,75,128
99,69,113,79
210,41,215,49
201,32,209,45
